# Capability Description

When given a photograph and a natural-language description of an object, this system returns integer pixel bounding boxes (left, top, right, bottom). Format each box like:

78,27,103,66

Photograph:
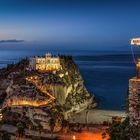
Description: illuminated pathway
26,76,55,100
60,131,109,140
1,124,109,140
2,76,55,108
3,97,54,108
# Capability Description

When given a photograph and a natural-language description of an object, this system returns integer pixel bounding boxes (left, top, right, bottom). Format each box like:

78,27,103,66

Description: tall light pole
85,110,89,129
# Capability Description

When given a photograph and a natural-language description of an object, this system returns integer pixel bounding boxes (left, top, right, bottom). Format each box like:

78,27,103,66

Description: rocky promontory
0,54,96,139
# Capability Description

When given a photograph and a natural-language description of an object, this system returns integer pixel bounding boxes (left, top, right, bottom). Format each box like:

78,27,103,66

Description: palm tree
49,118,55,133
85,110,89,129
0,130,10,140
62,119,69,133
49,118,56,139
16,122,25,140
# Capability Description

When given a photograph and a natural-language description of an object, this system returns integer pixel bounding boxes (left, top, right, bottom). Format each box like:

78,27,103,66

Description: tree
49,118,55,132
0,130,10,140
62,119,69,133
16,122,25,140
107,117,140,140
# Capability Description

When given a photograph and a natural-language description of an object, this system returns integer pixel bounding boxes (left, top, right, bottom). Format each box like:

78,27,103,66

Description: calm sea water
0,47,136,110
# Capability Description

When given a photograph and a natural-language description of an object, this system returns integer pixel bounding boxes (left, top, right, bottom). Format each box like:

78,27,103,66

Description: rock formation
0,55,96,138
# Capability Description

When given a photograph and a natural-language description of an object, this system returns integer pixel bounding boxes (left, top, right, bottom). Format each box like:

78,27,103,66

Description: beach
69,109,127,124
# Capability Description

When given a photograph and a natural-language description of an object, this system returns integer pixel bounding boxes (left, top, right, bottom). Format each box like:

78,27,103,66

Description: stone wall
129,77,140,125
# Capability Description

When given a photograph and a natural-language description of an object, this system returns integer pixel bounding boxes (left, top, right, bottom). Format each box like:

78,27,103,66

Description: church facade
29,53,62,71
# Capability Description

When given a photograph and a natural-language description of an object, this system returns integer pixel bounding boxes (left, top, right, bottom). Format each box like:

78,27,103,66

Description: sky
0,0,140,50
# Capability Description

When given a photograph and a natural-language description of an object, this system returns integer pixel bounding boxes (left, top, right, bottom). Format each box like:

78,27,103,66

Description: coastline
69,109,127,124
0,51,134,111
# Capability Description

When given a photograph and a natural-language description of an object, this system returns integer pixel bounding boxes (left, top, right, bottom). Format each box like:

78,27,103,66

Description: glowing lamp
73,135,76,140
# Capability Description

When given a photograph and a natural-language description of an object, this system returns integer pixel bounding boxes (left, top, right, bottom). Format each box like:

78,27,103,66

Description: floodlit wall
29,54,62,71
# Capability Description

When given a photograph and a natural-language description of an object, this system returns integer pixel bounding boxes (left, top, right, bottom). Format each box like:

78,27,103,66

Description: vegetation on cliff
107,117,140,140
59,55,96,113
0,54,96,138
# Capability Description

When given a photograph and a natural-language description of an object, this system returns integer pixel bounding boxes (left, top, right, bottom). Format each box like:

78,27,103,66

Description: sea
0,44,137,110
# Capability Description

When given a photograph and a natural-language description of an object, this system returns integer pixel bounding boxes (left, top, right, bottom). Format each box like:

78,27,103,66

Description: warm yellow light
73,135,76,140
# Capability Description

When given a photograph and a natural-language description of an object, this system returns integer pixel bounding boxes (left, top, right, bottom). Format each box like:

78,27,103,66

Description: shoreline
69,109,127,124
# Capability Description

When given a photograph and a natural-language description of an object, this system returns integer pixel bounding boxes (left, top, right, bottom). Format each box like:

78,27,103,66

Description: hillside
0,55,96,139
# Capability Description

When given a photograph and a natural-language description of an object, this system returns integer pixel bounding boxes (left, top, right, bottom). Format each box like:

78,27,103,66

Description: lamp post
85,110,89,129
136,59,140,78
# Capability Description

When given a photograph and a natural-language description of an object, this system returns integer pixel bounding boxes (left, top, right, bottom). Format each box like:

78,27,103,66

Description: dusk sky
1,0,140,50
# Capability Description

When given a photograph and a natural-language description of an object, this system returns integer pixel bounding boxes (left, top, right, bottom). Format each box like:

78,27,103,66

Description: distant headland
0,39,24,43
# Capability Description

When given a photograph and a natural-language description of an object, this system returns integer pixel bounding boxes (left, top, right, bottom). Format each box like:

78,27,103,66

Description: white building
29,53,62,71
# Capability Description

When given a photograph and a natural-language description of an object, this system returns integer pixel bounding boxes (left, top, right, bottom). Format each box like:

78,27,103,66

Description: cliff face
0,55,96,135
50,84,68,105
58,56,96,116
0,60,62,134
25,56,96,117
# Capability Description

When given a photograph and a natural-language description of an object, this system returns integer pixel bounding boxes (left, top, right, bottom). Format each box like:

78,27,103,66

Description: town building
29,53,62,71
129,59,140,125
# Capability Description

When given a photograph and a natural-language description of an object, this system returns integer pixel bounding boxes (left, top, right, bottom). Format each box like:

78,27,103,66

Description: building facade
129,59,140,125
29,53,62,71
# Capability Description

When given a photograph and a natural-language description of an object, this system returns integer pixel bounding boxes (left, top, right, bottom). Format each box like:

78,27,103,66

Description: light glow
73,135,76,140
